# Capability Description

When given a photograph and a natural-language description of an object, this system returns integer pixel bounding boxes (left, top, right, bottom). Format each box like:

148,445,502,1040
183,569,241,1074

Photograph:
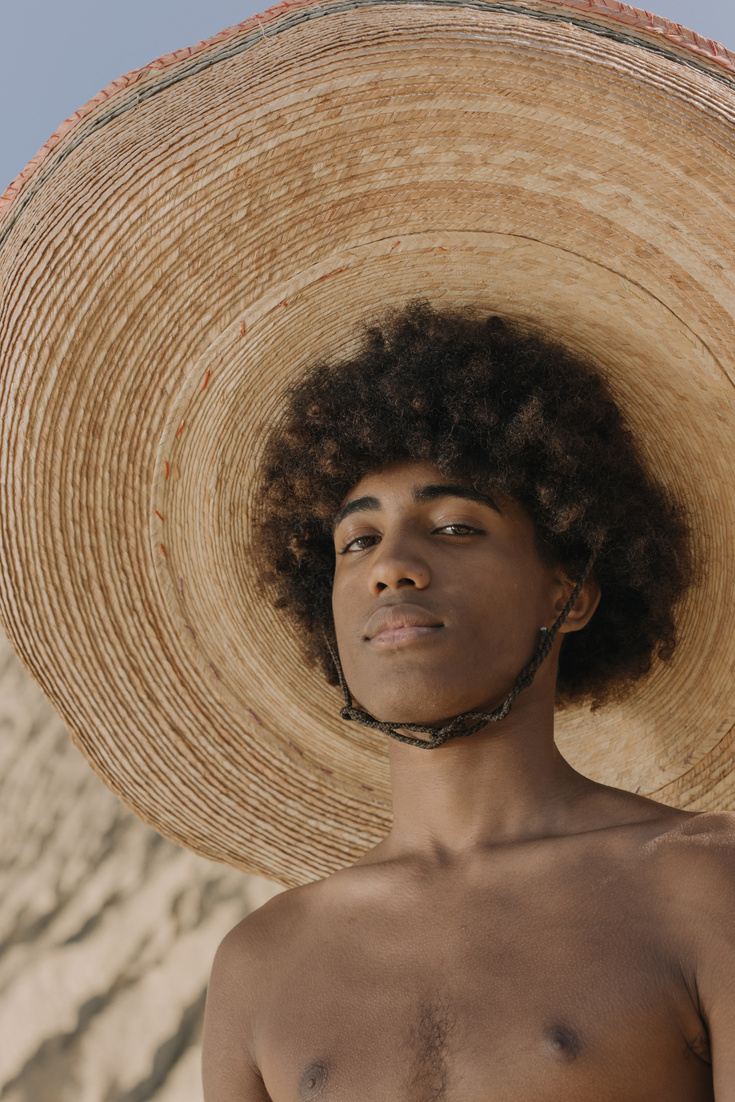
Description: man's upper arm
202,924,271,1102
683,816,735,1099
703,922,735,1098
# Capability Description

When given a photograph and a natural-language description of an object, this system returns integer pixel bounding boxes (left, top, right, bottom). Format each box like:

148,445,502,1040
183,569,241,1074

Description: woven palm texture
0,0,734,886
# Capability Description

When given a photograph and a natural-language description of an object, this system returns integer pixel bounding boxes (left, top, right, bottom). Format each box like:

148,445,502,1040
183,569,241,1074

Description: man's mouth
365,603,443,648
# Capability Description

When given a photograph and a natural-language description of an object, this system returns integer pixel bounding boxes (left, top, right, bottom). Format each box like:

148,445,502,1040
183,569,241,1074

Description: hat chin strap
327,554,596,750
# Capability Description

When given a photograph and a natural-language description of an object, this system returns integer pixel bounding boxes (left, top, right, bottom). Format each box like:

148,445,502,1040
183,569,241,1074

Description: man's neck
382,690,598,862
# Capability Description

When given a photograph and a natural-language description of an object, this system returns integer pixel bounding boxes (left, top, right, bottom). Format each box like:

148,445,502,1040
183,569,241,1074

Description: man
202,304,731,1099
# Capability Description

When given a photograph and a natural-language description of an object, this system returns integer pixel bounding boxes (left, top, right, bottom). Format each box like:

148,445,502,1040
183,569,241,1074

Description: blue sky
2,0,734,192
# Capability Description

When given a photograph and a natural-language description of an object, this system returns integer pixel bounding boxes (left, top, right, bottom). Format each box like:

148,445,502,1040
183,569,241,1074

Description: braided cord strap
327,553,596,749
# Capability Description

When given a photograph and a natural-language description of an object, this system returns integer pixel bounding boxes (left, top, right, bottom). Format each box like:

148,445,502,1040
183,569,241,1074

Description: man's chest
255,881,711,1101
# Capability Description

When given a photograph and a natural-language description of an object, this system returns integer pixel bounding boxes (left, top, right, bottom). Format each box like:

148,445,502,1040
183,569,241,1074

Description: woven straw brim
1,0,734,886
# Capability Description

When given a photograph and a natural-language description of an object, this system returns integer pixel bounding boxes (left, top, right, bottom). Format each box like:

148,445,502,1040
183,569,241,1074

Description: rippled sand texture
0,633,280,1102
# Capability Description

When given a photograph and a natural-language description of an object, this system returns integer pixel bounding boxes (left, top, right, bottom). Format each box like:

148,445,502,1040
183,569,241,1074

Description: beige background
0,631,280,1102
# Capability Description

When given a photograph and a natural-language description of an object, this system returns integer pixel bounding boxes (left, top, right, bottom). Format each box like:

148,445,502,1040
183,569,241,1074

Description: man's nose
367,536,430,593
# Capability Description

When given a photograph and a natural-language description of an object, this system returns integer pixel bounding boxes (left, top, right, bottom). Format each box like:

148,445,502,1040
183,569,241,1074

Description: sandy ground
0,632,281,1101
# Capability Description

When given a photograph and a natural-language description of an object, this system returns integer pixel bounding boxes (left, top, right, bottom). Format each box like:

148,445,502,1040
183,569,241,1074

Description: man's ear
555,574,601,634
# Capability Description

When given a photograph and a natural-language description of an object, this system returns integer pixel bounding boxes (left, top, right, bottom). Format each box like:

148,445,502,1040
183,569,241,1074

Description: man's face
331,460,571,725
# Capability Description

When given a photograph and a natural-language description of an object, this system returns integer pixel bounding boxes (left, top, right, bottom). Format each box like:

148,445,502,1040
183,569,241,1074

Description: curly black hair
254,300,692,709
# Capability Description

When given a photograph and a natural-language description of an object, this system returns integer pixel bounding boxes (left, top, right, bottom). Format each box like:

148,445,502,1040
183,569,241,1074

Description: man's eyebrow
332,495,380,532
331,484,501,532
414,484,502,513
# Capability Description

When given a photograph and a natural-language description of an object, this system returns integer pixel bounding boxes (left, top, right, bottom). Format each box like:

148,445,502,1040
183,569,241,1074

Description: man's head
255,301,692,713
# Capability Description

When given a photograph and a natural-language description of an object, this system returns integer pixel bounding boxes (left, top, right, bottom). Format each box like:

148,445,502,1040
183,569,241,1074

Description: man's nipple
543,1024,581,1062
299,1062,328,1099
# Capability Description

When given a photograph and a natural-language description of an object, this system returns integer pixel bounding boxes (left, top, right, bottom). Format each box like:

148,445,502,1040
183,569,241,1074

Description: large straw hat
1,0,734,887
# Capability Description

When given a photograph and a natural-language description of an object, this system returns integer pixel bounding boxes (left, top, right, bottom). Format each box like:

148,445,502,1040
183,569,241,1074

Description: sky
1,0,735,193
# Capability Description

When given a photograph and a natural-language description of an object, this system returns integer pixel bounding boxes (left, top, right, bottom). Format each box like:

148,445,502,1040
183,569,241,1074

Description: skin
203,460,735,1101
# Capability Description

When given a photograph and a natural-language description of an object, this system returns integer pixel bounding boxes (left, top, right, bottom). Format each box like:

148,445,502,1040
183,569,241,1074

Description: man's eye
437,523,482,536
340,534,378,554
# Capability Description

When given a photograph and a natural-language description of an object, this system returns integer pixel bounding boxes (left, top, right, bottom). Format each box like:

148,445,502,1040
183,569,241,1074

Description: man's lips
365,603,443,648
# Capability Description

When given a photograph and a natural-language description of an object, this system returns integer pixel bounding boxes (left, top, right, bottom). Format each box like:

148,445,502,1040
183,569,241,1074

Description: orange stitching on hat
391,241,401,249
164,461,169,479
239,322,246,337
201,369,211,391
317,268,343,281
247,708,262,726
278,300,288,308
160,544,167,558
175,421,185,437
155,510,164,521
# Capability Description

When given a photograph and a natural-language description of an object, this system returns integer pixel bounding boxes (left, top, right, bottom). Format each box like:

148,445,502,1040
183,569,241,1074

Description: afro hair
254,300,692,709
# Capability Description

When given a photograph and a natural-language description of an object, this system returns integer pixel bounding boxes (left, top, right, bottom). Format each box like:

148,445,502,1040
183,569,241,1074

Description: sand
0,631,280,1101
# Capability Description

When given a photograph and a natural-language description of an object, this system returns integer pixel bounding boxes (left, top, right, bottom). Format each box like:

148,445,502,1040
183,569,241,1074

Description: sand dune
0,633,280,1101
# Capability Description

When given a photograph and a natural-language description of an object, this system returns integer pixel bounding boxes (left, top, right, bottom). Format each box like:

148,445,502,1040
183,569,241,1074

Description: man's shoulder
638,809,735,906
642,807,735,855
217,880,314,964
640,811,735,1027
204,874,364,1093
215,863,377,976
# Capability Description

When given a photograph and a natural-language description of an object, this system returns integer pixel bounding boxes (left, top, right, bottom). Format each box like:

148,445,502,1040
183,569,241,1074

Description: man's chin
353,697,472,728
352,688,511,728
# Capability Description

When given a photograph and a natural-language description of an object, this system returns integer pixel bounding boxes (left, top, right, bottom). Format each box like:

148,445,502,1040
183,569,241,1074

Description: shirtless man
202,304,732,1100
